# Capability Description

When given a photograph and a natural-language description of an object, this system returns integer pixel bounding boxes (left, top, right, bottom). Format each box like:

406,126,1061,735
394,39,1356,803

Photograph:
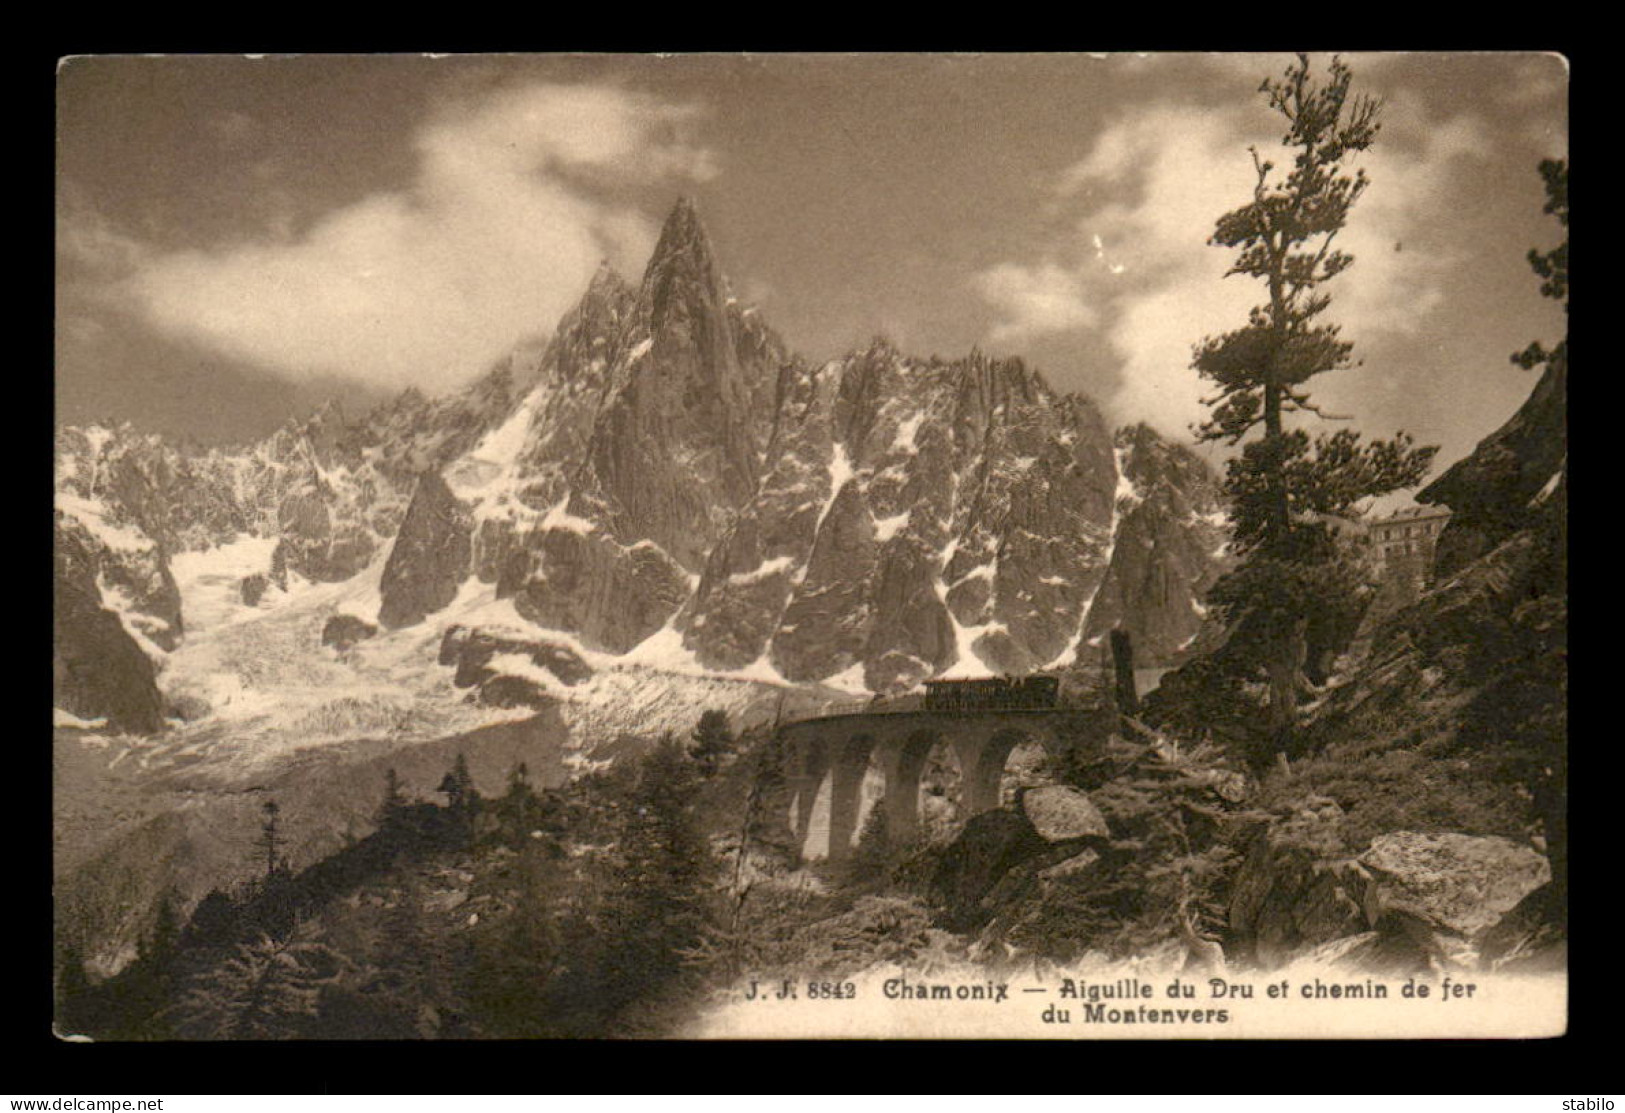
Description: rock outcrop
1082,424,1229,662
1227,797,1369,967
54,503,182,653
378,473,474,629
444,628,594,691
1228,804,1554,970
1021,785,1111,842
321,614,378,651
54,519,166,734
1360,831,1550,940
1419,359,1565,580
932,808,1050,927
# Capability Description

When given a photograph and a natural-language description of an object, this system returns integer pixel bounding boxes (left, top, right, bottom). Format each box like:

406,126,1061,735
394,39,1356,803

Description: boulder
478,675,553,710
931,808,1049,928
1232,820,1554,970
1022,785,1110,843
241,573,269,606
438,624,470,666
1227,798,1372,968
322,614,378,651
1358,831,1551,940
1307,908,1463,976
1477,881,1566,972
165,692,212,722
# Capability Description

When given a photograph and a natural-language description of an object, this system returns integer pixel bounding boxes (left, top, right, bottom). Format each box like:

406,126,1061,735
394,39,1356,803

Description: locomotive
920,674,1060,712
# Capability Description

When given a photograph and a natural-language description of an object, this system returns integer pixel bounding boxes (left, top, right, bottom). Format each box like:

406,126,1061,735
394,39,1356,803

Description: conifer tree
1193,53,1437,762
256,799,286,877
469,838,566,1037
439,753,476,809
689,709,735,777
182,888,241,955
843,797,894,890
1512,158,1569,375
438,753,480,845
368,868,441,1035
375,767,408,830
172,921,339,1040
149,893,181,970
132,893,184,1035
593,736,715,1022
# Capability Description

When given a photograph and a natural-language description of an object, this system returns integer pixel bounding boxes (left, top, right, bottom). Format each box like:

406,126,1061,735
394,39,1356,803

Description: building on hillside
1365,505,1454,590
1315,503,1455,609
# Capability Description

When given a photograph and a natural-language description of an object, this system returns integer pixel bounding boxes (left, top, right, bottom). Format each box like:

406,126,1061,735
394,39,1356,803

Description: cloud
80,82,717,394
58,197,152,276
974,85,1492,441
974,262,1098,341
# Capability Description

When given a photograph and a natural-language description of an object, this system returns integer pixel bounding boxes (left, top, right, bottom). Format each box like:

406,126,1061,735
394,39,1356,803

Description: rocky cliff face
1081,423,1229,663
363,201,1227,690
54,514,167,734
378,473,474,629
1419,359,1565,580
55,198,1231,732
686,343,1125,689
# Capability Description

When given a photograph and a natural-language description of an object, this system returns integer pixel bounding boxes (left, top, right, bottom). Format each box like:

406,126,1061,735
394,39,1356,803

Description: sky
56,52,1568,492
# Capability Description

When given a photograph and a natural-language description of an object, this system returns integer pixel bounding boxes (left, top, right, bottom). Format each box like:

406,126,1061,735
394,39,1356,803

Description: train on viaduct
773,676,1120,860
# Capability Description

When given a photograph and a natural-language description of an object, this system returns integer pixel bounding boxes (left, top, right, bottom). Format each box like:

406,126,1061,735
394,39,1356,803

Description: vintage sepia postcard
53,51,1567,1040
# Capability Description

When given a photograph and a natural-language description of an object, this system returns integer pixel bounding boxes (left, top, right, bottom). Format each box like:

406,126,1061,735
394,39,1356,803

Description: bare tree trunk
1110,627,1139,717
1266,615,1309,748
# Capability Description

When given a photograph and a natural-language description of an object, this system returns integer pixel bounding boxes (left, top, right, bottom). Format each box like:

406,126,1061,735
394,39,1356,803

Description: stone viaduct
775,705,1119,860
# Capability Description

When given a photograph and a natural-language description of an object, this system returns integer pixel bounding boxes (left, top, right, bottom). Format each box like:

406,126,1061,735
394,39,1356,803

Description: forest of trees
55,717,743,1040
54,694,1262,1040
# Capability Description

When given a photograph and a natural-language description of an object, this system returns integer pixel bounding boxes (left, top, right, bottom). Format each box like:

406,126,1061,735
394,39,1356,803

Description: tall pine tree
591,736,715,1026
688,709,735,777
1511,158,1568,376
1193,54,1436,764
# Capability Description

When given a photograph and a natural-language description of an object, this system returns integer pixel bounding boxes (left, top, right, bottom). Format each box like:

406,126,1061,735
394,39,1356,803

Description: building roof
1374,505,1453,522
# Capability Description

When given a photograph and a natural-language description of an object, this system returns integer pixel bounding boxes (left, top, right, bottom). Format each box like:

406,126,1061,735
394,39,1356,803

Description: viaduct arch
776,707,1118,860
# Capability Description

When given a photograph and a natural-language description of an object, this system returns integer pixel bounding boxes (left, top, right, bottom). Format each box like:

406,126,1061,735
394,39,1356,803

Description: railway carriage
921,675,1060,712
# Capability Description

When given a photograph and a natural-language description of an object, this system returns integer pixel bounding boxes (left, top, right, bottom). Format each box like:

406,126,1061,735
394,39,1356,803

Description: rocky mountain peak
584,258,633,302
643,196,722,314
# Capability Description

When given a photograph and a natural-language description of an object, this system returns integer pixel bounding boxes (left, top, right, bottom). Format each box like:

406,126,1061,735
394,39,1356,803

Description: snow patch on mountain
1046,447,1130,669
541,496,598,535
931,558,1001,680
822,662,871,695
96,575,174,663
873,510,911,543
1113,444,1142,509
892,411,925,454
171,534,286,631
729,555,796,586
57,493,156,555
1529,459,1565,506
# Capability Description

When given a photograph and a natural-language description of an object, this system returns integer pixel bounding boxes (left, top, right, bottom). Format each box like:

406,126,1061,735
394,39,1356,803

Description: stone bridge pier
776,708,1117,861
